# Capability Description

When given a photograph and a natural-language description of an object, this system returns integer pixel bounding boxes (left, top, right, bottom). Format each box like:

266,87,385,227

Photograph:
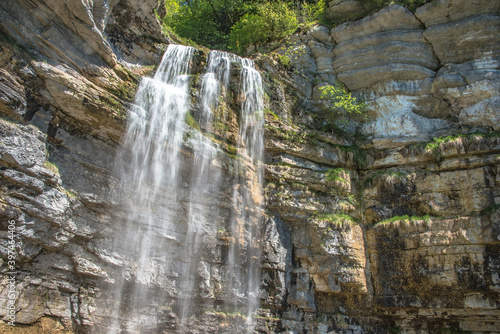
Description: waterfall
110,44,264,332
177,50,234,327
109,44,195,334
227,58,264,327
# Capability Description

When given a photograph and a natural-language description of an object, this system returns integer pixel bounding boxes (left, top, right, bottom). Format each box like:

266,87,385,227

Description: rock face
325,0,367,21
1,0,499,333
332,5,438,91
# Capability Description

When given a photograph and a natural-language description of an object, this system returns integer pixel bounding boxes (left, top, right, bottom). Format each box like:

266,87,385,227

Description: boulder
309,26,332,44
325,0,366,21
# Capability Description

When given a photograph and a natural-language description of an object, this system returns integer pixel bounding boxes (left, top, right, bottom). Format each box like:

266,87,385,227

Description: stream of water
110,44,264,332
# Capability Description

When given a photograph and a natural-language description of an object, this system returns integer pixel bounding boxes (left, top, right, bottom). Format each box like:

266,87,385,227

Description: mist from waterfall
110,44,264,333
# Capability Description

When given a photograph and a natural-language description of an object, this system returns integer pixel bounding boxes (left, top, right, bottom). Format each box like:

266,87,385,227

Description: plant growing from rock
424,132,500,161
319,83,368,131
376,214,431,225
326,168,348,184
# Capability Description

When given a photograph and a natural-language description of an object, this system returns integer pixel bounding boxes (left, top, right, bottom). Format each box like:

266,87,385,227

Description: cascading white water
177,50,235,327
110,44,264,333
226,58,264,328
110,44,195,333
198,50,237,128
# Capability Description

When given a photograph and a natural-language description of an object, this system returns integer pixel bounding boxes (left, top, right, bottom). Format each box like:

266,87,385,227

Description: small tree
319,84,368,131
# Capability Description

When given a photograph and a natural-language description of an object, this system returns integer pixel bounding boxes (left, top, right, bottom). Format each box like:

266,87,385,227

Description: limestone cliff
0,0,499,333
259,1,500,332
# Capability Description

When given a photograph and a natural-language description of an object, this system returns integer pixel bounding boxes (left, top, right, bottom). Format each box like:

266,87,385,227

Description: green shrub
229,2,298,54
163,0,247,50
276,53,292,68
424,132,500,160
303,0,328,24
326,168,348,184
319,84,368,130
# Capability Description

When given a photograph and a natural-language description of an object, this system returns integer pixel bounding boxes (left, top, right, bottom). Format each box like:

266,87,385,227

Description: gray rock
331,24,437,90
331,5,421,44
0,0,112,67
288,269,316,312
0,120,46,168
0,169,45,193
432,74,467,94
337,64,436,91
423,14,500,65
361,95,449,139
5,187,70,226
325,0,366,21
289,44,317,77
0,69,27,120
439,79,500,110
360,78,434,99
315,57,334,73
105,0,167,65
309,26,332,44
415,0,500,27
308,40,333,58
459,96,500,131
0,0,165,68
437,56,500,81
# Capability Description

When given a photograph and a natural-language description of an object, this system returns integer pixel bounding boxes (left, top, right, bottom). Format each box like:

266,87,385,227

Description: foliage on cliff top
229,2,298,55
160,0,437,52
160,0,327,54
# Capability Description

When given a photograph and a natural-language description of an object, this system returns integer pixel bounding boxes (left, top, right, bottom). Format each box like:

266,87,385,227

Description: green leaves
229,2,298,54
319,84,368,130
160,0,325,54
303,0,327,24
163,0,245,50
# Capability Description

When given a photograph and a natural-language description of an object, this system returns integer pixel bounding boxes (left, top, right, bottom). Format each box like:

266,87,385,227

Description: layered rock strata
263,0,500,332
